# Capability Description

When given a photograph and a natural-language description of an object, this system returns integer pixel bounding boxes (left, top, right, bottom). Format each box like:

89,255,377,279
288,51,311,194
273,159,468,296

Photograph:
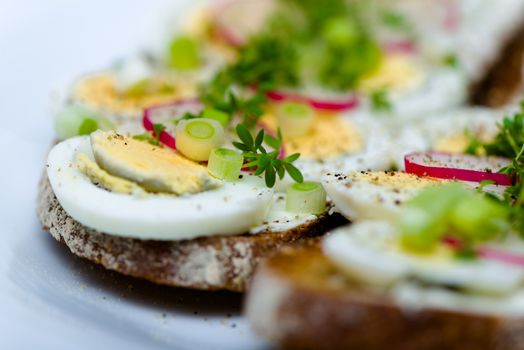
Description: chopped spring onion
399,184,510,252
201,108,230,126
286,182,326,214
399,184,469,251
55,104,114,140
277,101,314,138
207,148,244,181
167,36,201,70
449,196,509,241
175,118,225,161
322,17,358,47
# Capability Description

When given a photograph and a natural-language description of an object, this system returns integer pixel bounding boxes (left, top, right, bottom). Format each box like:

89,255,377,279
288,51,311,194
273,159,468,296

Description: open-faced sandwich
38,0,524,309
246,105,524,348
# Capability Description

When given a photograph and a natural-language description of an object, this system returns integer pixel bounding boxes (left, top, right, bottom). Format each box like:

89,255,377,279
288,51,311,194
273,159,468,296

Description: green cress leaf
233,123,303,187
371,90,392,112
255,129,265,149
236,124,254,149
232,141,251,152
274,161,285,179
468,102,524,237
153,123,166,136
283,162,304,183
265,165,276,188
284,153,300,163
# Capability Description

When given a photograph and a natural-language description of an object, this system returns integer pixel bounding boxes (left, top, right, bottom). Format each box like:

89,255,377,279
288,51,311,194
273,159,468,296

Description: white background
0,1,269,349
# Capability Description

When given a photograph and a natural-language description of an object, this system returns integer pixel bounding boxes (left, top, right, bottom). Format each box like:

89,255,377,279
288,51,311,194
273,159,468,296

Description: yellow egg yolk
359,54,425,94
434,134,472,154
76,153,146,196
73,73,197,116
261,112,362,160
351,171,445,190
90,131,217,195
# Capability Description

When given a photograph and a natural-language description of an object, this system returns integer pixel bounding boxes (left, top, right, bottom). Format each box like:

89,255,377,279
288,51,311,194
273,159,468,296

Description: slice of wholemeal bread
245,245,524,350
37,175,347,292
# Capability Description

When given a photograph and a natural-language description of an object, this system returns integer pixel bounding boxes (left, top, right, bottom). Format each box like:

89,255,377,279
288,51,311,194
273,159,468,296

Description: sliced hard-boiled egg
90,130,218,194
46,136,273,240
322,171,444,222
250,193,319,234
71,72,185,121
323,221,524,295
263,113,393,190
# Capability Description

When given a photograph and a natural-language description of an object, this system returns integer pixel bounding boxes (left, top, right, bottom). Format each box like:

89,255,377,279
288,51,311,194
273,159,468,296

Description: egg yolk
261,112,362,160
74,74,196,115
351,171,445,190
434,134,472,154
359,54,425,94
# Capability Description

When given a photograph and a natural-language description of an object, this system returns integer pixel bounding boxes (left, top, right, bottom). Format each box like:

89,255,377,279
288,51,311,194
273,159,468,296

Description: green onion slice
201,108,230,126
399,183,510,252
55,104,114,140
277,101,314,138
175,118,225,161
208,148,244,181
286,182,326,214
166,36,201,70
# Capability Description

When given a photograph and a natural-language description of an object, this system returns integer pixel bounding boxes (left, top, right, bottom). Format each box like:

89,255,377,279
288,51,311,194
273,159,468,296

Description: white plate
0,1,269,348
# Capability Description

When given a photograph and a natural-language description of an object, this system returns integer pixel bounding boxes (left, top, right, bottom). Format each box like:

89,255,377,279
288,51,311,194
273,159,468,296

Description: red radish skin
265,90,359,112
443,237,524,267
142,99,203,150
404,151,512,186
382,40,417,55
439,0,460,32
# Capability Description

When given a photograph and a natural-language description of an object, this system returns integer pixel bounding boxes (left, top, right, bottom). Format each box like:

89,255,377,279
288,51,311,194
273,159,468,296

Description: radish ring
404,151,512,186
265,89,359,112
382,40,417,55
443,236,524,267
212,0,274,47
142,99,203,150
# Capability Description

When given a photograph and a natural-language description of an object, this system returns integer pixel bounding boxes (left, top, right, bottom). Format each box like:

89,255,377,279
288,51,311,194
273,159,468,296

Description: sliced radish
142,99,203,149
439,0,460,32
265,89,359,112
212,0,275,47
214,0,421,55
404,151,512,186
382,40,417,55
443,236,524,267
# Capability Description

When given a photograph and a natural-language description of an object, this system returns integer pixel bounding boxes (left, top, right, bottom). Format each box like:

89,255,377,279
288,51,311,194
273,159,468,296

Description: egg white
274,118,393,192
350,64,467,123
46,136,274,240
323,221,524,295
322,171,444,222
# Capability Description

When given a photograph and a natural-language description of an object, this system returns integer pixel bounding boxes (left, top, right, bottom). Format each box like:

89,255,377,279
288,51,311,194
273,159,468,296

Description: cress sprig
233,124,303,188
467,101,524,236
132,123,166,146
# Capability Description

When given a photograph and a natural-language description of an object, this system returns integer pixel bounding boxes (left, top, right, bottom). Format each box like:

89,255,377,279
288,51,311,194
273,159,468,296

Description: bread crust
471,22,524,107
245,246,524,350
37,174,347,292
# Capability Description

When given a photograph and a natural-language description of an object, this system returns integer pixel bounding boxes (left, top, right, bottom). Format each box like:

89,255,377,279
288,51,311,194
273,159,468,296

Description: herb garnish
133,123,166,146
233,124,303,187
370,89,392,112
470,102,524,236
